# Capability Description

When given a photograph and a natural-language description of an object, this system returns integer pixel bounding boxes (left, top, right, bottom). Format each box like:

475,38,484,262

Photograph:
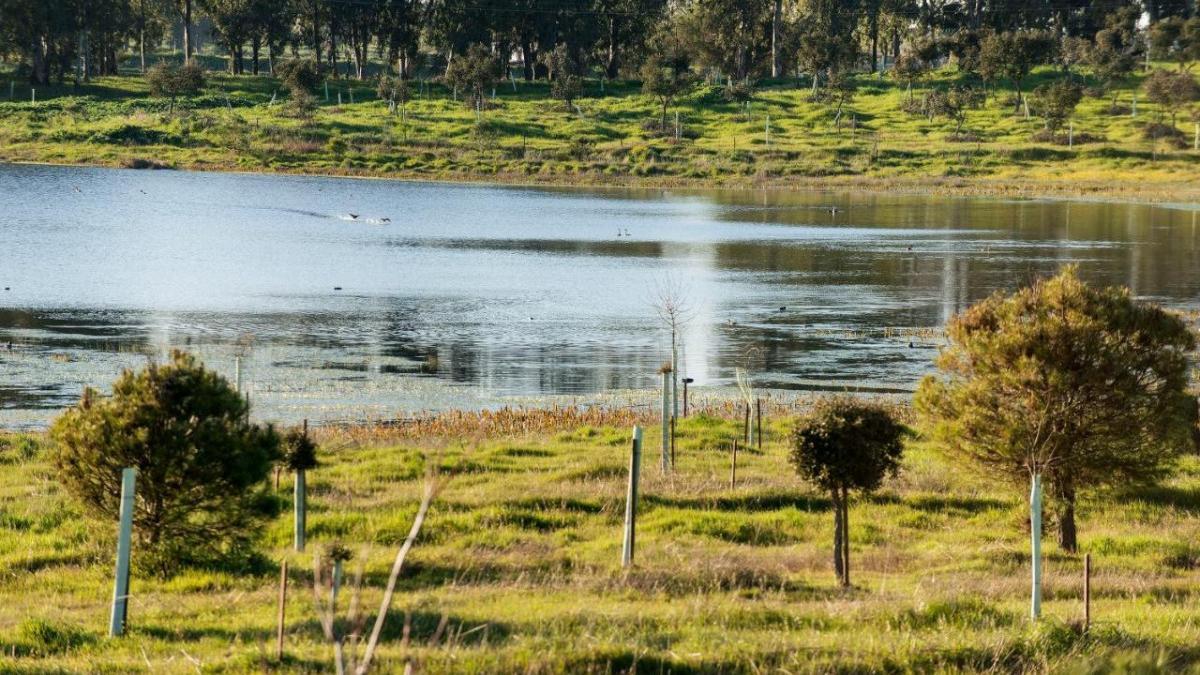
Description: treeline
0,0,1197,88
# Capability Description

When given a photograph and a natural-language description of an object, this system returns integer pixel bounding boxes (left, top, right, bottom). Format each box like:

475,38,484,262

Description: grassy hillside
0,62,1198,200
2,406,1199,673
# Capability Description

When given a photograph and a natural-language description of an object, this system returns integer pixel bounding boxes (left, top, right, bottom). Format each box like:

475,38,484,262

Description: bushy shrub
146,62,206,113
50,351,281,574
1030,79,1083,137
276,58,323,95
790,397,905,586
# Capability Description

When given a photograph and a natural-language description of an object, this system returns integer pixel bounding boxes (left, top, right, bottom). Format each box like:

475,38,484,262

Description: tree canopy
50,350,281,574
915,267,1198,553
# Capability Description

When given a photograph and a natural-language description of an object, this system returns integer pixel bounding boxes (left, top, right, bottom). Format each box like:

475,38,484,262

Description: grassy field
1,61,1199,201
2,404,1199,673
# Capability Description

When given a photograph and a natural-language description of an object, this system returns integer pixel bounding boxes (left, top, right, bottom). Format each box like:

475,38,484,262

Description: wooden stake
275,560,288,660
621,427,643,568
756,398,763,452
730,441,738,489
1083,553,1091,631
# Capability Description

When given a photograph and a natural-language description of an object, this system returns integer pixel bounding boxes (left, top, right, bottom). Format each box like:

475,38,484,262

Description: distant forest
1,1,1197,90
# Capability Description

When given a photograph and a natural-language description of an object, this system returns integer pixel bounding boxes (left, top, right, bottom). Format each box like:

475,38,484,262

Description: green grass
1,60,1198,200
2,413,1199,673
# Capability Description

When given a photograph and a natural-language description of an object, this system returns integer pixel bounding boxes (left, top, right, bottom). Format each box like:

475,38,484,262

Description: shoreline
6,155,1200,207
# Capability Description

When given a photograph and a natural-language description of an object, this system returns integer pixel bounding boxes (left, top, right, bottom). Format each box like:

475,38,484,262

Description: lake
1,163,1197,428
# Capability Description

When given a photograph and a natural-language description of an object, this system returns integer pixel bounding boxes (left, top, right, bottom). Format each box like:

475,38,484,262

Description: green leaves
50,350,281,575
789,397,905,496
916,266,1198,547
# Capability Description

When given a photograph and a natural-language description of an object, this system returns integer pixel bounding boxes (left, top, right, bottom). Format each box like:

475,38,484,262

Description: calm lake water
1,164,1198,428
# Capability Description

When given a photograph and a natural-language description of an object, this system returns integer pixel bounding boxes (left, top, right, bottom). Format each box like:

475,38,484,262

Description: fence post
621,427,643,568
324,81,329,102
235,355,242,393
1068,121,1073,148
1083,553,1091,631
109,467,136,637
756,398,763,452
275,560,288,660
670,417,676,470
1030,472,1043,620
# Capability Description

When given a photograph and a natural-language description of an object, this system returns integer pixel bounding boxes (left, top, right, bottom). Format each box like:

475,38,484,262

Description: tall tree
916,267,1198,553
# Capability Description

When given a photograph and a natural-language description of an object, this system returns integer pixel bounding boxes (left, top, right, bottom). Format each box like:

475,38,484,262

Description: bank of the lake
3,406,1200,673
2,64,1199,204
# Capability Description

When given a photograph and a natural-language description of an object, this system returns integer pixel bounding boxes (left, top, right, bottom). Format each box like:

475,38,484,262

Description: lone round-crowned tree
51,351,281,573
915,267,1198,553
790,397,905,587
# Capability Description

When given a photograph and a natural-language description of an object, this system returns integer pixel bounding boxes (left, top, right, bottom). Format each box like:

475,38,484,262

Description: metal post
1083,553,1091,631
661,371,670,473
682,378,693,417
621,427,642,567
765,114,770,147
235,355,242,393
275,560,288,660
109,468,136,637
294,469,306,552
1068,121,1073,148
31,89,35,103
1031,472,1043,620
325,81,329,101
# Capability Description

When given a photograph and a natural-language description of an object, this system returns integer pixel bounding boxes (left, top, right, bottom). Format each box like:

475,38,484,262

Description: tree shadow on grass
644,491,833,513
1112,484,1200,515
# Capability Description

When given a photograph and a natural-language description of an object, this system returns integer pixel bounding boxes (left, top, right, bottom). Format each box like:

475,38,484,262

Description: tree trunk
1058,486,1078,553
139,29,146,73
771,0,782,78
252,38,261,75
606,17,621,79
182,0,193,63
832,490,846,586
869,11,879,73
31,36,50,85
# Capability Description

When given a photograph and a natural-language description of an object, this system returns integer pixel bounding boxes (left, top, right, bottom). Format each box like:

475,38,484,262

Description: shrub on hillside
276,58,323,95
50,351,281,574
146,62,205,113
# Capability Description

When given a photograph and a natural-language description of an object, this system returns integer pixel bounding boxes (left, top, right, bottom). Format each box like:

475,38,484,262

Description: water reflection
0,164,1197,427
